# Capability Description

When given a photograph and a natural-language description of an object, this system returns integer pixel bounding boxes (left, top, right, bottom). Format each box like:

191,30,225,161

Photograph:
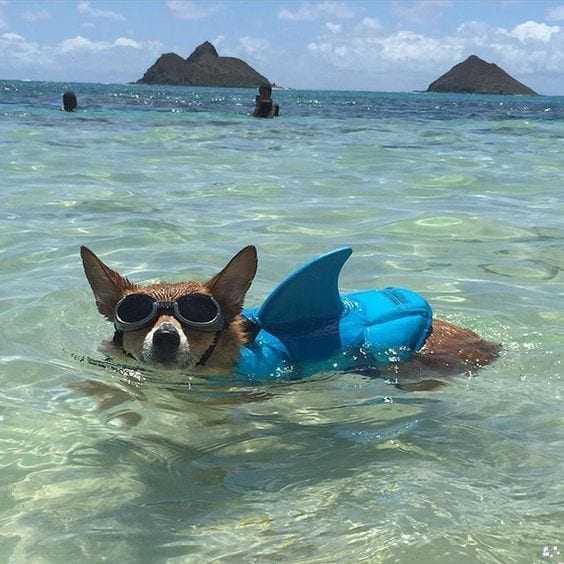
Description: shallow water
0,80,563,563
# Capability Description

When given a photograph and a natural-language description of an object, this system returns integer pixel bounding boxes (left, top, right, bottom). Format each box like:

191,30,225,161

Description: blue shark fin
255,247,352,332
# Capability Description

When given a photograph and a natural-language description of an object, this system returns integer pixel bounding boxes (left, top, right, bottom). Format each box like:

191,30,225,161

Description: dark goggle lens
176,293,220,323
116,294,155,323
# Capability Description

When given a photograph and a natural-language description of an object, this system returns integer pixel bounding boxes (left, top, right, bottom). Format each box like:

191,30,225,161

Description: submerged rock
427,55,537,95
137,41,271,88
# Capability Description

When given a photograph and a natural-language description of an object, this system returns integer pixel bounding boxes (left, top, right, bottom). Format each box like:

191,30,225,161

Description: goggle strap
113,330,124,347
196,331,221,367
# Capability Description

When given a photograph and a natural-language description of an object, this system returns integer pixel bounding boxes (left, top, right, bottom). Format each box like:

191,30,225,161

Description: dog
81,245,257,374
81,245,500,378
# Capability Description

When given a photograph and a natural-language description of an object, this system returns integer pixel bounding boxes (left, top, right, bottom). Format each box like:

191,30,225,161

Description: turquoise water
1,80,563,562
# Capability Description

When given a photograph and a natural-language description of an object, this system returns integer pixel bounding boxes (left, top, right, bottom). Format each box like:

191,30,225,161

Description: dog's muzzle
153,322,181,355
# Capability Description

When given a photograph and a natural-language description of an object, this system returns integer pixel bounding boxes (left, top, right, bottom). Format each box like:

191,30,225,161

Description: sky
2,1,564,94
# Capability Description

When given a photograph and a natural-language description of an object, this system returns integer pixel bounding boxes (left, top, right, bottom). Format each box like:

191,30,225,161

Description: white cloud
356,17,383,32
0,32,48,71
0,32,163,83
212,34,226,50
237,36,270,55
21,9,52,22
166,0,222,19
391,0,454,24
546,5,564,21
57,35,104,54
456,20,492,40
510,20,560,42
307,29,460,73
223,36,273,66
278,2,355,21
326,22,341,34
77,1,125,21
379,31,451,64
114,37,142,49
2,32,26,42
55,35,158,55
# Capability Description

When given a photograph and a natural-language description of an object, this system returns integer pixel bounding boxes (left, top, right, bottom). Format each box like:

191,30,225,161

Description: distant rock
427,55,537,95
137,41,271,88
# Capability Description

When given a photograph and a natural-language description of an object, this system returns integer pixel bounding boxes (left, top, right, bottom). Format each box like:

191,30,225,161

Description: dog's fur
81,246,500,376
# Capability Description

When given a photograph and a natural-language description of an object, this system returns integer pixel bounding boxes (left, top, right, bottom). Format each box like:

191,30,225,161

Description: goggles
114,293,225,333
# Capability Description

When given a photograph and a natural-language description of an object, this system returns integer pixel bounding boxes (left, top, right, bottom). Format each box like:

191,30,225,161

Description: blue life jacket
236,247,433,380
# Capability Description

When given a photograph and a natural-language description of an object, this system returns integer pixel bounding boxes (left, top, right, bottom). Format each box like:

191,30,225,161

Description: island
136,41,271,88
426,55,537,95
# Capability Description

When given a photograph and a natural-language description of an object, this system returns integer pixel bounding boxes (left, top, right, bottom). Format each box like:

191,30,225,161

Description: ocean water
1,79,563,563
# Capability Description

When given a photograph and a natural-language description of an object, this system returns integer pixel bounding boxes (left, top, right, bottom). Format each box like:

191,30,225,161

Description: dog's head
80,246,257,373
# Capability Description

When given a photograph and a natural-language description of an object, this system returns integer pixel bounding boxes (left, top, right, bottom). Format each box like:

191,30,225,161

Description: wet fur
81,246,500,377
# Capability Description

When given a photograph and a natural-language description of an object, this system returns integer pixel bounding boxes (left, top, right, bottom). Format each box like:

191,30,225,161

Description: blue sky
2,1,564,93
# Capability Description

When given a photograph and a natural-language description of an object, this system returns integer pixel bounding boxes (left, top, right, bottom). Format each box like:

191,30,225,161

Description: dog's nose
153,322,180,353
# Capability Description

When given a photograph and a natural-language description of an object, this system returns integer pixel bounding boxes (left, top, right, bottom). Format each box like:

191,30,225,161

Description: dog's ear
80,246,137,320
206,246,257,319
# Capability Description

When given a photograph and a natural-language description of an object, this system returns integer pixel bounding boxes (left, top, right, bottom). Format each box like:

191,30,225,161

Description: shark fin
255,247,352,333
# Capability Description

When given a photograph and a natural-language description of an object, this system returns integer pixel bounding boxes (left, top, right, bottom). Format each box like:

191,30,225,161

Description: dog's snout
153,322,181,353
140,320,189,367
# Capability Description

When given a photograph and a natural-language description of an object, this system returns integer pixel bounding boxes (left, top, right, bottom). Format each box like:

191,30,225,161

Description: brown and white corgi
81,246,499,377
81,245,257,374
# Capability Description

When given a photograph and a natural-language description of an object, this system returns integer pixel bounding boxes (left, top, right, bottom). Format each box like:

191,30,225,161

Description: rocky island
136,41,271,88
427,55,537,95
